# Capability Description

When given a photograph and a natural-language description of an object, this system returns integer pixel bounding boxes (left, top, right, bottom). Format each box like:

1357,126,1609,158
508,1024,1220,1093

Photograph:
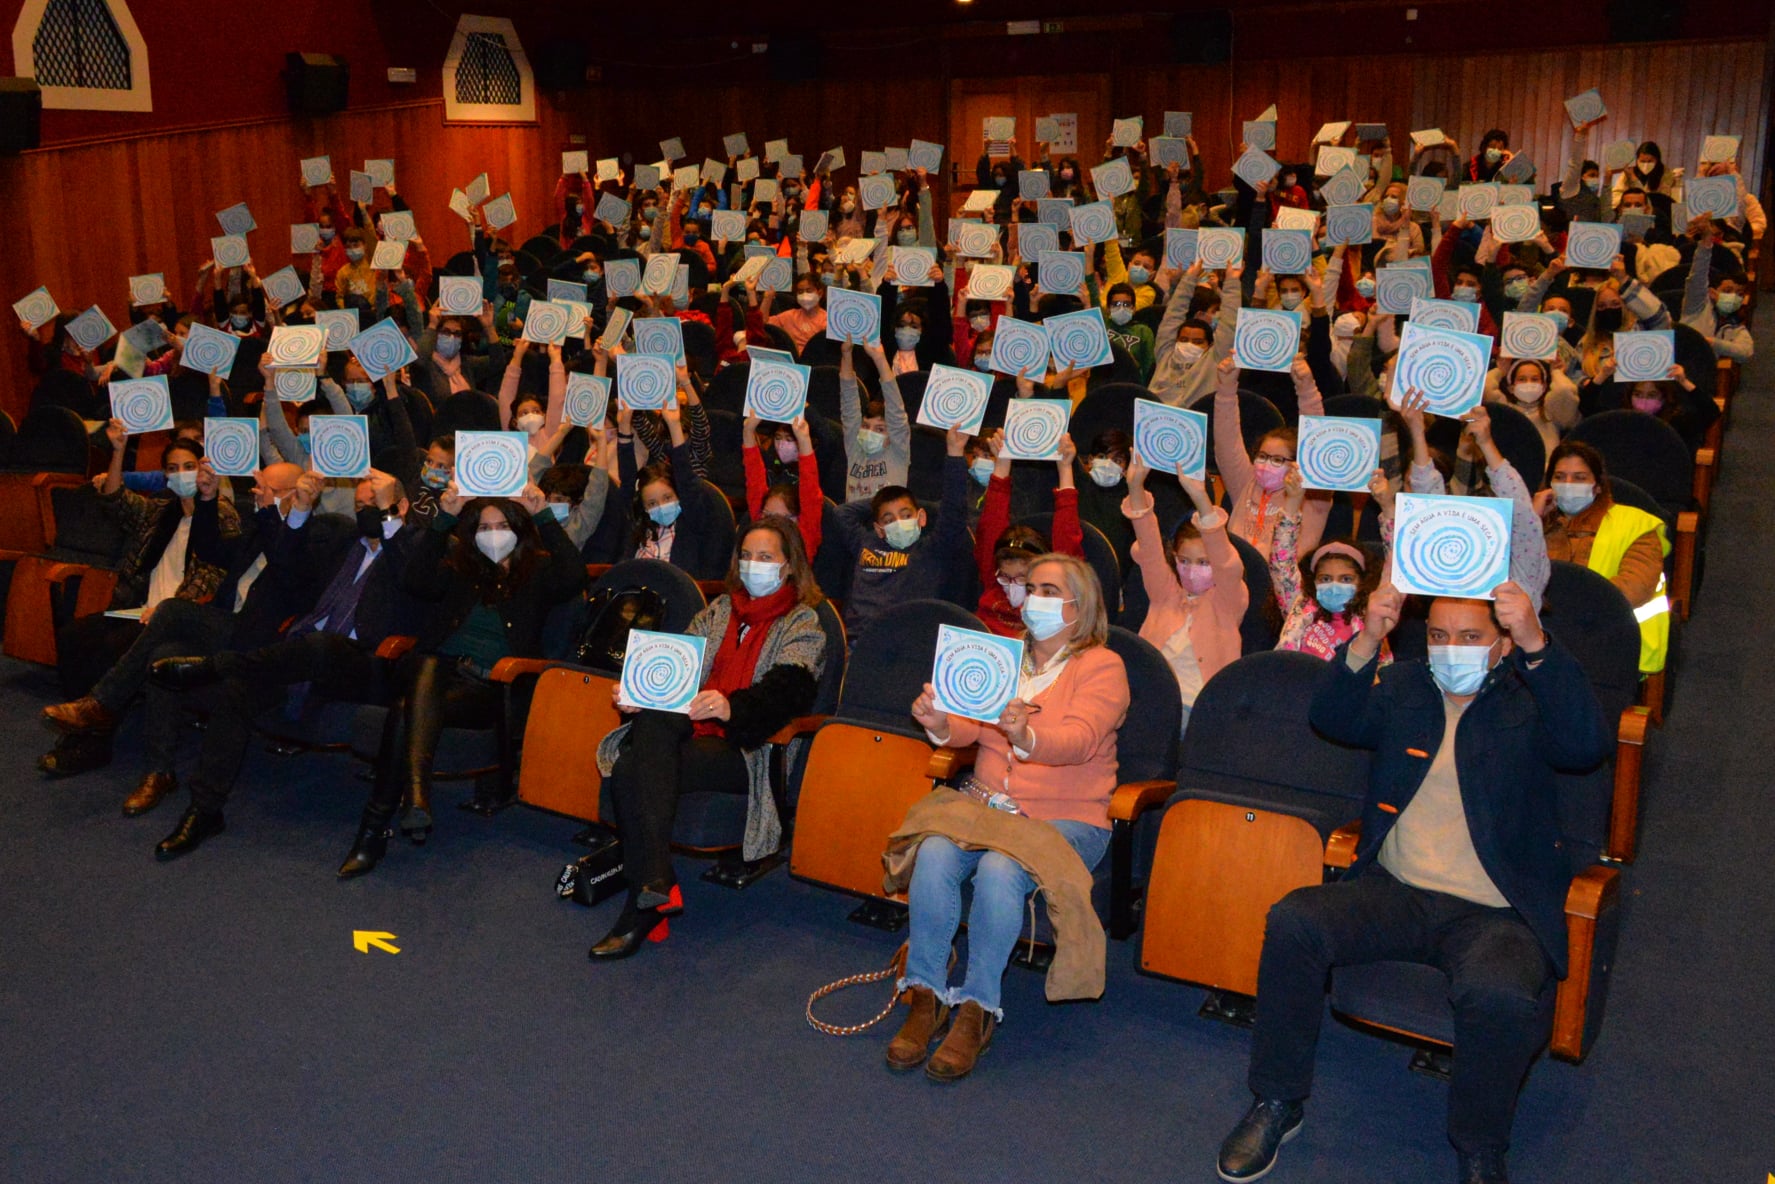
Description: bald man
145,469,420,860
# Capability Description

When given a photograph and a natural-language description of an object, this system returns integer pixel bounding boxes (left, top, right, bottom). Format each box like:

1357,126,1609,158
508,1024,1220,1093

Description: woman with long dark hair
590,517,827,958
337,481,586,877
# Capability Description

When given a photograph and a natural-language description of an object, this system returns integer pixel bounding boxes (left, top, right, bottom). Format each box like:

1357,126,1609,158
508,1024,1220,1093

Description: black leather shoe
338,820,392,879
155,808,225,862
1217,1097,1304,1182
149,656,219,692
1457,1150,1510,1183
588,903,670,960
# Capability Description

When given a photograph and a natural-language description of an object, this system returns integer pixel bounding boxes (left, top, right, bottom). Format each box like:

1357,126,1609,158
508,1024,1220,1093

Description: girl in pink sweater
1211,355,1332,560
1123,453,1247,736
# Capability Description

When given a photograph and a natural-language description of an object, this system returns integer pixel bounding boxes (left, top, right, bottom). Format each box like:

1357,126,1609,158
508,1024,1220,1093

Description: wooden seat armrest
1108,779,1176,823
1671,511,1698,619
1695,447,1716,469
1551,864,1622,1061
585,564,611,580
1325,820,1363,869
1607,706,1651,862
1692,447,1716,515
0,549,27,562
766,714,829,745
43,561,95,583
696,579,728,599
376,635,418,661
1564,863,1619,921
926,745,978,781
488,657,554,684
1617,706,1649,747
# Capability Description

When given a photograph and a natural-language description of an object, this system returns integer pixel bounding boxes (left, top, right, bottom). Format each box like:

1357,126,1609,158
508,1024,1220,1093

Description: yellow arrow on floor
353,930,400,955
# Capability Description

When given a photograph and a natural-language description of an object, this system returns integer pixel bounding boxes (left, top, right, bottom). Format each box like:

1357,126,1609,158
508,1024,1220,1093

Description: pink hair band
1311,541,1367,571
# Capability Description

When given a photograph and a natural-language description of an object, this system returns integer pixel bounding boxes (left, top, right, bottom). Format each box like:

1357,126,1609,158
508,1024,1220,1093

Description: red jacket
975,475,1084,636
743,445,824,559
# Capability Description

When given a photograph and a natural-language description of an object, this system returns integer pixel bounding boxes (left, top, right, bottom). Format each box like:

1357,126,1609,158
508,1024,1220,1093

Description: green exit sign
1044,20,1064,33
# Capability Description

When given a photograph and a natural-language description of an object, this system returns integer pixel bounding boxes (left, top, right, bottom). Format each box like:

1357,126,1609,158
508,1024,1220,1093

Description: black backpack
573,584,666,672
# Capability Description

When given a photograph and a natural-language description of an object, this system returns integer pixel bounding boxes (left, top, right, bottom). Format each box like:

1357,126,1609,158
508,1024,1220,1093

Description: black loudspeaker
767,35,822,83
535,39,591,90
0,78,41,154
1170,11,1232,64
285,52,349,115
1607,0,1685,42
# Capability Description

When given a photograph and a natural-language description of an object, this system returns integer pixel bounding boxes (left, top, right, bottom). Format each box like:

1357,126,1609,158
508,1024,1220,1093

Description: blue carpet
4,363,1773,1183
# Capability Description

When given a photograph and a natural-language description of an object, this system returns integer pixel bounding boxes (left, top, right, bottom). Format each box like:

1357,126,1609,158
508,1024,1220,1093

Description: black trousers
189,632,380,812
365,653,504,819
1248,866,1555,1155
73,599,235,776
603,710,749,890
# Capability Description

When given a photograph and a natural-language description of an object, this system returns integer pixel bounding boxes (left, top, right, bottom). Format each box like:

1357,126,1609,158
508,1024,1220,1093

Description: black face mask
1594,308,1624,334
356,507,389,538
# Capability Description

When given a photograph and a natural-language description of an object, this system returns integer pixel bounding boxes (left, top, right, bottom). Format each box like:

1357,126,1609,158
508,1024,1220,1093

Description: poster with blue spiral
274,369,316,404
1613,330,1675,382
758,257,794,293
109,377,173,435
1001,399,1071,460
316,309,359,352
564,374,611,428
1325,204,1374,246
633,316,686,366
1490,204,1541,244
13,285,58,331
619,629,708,714
1563,88,1606,128
1035,250,1085,294
825,287,880,345
615,354,678,411
1132,399,1207,480
521,301,574,346
180,323,240,377
1374,266,1433,315
1262,228,1313,274
711,211,746,243
267,325,326,368
379,211,415,242
1068,200,1118,245
1196,227,1245,270
798,210,830,243
1019,170,1050,201
1684,174,1738,220
1456,183,1500,222
744,361,811,422
1500,313,1560,361
347,317,417,382
1165,228,1198,268
1392,493,1512,600
1090,158,1133,199
1232,147,1280,189
641,253,679,297
128,273,166,307
437,276,482,317
909,139,944,173
204,418,260,477
953,220,999,259
1406,175,1445,212
311,415,371,479
930,625,1024,725
1045,307,1113,370
965,264,1015,302
1234,307,1303,373
1408,297,1479,334
216,202,256,237
1564,222,1622,270
1320,167,1364,208
1037,198,1074,228
1016,223,1058,262
859,173,898,211
211,235,250,269
914,364,992,434
453,430,526,496
262,266,306,310
890,246,936,287
605,259,640,299
67,305,117,352
1298,415,1382,492
988,316,1051,379
1394,322,1491,415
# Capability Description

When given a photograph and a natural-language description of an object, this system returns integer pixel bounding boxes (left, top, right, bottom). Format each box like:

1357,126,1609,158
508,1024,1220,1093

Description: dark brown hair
726,516,823,607
444,498,545,602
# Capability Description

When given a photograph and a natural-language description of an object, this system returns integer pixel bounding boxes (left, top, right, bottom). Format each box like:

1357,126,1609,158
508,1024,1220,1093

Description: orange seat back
517,668,620,822
789,724,934,899
1139,799,1327,996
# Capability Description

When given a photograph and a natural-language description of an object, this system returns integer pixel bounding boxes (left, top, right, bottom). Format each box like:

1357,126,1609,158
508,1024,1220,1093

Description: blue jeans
901,819,1111,1018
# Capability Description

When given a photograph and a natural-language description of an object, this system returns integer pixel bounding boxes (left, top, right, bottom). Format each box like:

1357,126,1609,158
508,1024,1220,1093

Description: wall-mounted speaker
0,78,42,154
285,52,349,115
1170,11,1232,64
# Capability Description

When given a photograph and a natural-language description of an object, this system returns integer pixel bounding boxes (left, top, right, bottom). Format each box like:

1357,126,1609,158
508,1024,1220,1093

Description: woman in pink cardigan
1123,450,1247,736
1212,354,1332,560
894,554,1131,1082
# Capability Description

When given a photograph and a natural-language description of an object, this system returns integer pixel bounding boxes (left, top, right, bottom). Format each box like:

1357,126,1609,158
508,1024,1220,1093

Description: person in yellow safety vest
1534,441,1670,674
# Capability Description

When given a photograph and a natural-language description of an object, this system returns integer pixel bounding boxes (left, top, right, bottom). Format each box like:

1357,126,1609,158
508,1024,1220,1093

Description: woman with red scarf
590,518,828,959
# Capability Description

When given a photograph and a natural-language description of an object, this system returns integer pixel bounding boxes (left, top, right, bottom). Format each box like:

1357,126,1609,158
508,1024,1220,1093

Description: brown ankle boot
925,1000,995,1082
122,772,176,817
42,696,118,736
885,985,950,1071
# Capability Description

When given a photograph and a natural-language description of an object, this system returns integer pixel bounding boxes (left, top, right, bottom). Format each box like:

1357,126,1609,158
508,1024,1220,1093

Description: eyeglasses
1254,451,1294,466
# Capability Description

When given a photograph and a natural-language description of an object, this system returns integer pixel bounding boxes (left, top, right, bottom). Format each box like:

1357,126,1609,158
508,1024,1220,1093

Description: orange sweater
939,644,1130,828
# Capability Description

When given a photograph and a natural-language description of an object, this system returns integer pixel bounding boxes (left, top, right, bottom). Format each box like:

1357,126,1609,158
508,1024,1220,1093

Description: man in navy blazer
1218,581,1612,1184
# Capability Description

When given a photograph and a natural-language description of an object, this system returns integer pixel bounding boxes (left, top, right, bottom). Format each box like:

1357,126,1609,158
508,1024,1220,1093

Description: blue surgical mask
1428,641,1499,696
1452,285,1480,303
230,313,252,330
738,559,785,597
1279,291,1304,310
1020,593,1073,641
857,429,886,456
1546,309,1570,333
1355,277,1376,298
821,272,837,286
345,247,365,263
639,225,652,241
1504,278,1529,300
1109,305,1134,326
647,500,682,527
318,227,336,243
895,229,918,246
584,269,602,284
345,381,375,410
166,470,199,498
435,334,461,360
973,355,993,371
547,502,572,522
1128,265,1152,286
1315,581,1357,613
894,327,920,351
882,518,921,549
1553,482,1595,515
969,458,994,485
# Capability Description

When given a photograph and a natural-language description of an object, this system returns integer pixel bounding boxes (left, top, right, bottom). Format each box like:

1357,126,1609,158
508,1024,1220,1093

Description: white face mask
1088,458,1123,487
1511,381,1546,404
476,528,517,563
515,412,544,434
796,292,821,311
969,315,991,333
1174,341,1205,366
997,576,1028,608
857,428,886,455
1333,313,1361,339
738,559,785,597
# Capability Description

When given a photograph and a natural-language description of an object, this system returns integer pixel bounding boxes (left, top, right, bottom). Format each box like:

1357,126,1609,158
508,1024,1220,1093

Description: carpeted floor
4,366,1772,1184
